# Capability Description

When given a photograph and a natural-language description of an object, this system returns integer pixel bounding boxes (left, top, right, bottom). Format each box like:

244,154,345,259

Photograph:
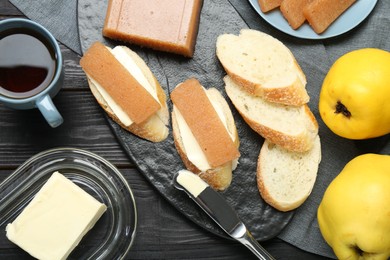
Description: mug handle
36,94,63,128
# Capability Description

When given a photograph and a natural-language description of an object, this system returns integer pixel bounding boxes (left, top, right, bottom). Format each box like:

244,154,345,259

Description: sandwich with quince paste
80,42,169,142
170,78,240,191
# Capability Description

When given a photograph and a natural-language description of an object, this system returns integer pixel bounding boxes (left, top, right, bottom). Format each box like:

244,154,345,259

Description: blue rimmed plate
248,0,378,39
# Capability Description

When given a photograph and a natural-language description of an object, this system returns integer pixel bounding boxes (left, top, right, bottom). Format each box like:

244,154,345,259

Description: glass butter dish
0,147,137,259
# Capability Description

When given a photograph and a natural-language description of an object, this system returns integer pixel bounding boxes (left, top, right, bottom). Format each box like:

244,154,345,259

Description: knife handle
174,170,275,260
196,190,275,260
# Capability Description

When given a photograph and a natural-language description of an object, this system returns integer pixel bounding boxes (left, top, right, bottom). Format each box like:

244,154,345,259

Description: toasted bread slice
216,29,309,106
257,135,321,211
80,42,169,142
224,76,318,152
171,79,240,191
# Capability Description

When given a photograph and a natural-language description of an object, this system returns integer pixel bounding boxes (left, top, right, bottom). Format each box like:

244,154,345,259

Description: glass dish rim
0,147,137,260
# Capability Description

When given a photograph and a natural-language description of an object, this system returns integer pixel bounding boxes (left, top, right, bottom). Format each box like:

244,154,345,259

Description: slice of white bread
257,135,321,211
171,78,240,191
80,42,169,142
216,29,309,106
224,76,318,152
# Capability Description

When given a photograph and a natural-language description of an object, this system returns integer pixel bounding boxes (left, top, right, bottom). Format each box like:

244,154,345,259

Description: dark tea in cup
0,27,57,99
0,18,64,128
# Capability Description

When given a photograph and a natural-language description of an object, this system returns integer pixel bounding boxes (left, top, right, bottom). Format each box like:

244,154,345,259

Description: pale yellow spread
6,172,107,260
206,91,234,140
177,169,208,197
174,105,211,171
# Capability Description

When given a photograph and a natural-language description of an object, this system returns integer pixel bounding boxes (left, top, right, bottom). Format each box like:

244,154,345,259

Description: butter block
103,0,203,57
6,172,107,260
177,169,208,197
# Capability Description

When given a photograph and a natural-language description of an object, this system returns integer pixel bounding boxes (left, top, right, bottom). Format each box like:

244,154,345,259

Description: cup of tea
0,18,64,128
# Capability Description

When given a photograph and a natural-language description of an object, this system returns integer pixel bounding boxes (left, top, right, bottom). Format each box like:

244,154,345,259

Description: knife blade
173,170,275,260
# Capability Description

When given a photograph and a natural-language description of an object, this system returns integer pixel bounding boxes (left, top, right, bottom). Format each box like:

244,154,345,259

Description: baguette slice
171,80,240,191
81,43,169,142
216,29,309,106
257,136,321,211
224,76,318,152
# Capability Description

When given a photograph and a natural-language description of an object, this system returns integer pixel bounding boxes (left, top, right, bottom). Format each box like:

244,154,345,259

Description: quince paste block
103,0,203,57
6,172,107,260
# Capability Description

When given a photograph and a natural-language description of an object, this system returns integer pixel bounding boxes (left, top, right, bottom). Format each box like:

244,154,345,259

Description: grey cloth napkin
229,0,390,258
8,0,390,258
10,0,82,55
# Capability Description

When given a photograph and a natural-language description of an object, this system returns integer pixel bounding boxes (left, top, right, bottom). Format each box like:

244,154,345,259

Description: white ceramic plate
248,0,378,40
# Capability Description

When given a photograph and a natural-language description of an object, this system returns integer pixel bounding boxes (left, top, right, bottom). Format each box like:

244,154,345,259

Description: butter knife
173,170,275,260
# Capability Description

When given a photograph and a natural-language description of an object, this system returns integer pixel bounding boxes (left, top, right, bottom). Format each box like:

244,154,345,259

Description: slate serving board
77,0,295,241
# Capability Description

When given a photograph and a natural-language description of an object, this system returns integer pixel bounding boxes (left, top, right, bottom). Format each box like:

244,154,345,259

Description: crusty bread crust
257,136,321,211
226,64,308,107
241,107,316,152
85,45,169,142
171,87,239,191
216,29,309,106
224,76,318,152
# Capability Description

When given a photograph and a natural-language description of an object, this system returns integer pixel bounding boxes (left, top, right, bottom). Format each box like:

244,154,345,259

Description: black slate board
77,0,294,241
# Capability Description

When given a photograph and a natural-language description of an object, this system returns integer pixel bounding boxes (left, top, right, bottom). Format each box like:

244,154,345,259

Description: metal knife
173,170,275,260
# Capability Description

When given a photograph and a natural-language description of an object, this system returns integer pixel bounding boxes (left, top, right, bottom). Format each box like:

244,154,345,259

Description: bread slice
81,42,169,142
224,76,318,152
257,0,283,13
216,29,309,106
280,0,314,29
303,0,356,34
257,135,321,211
171,79,240,191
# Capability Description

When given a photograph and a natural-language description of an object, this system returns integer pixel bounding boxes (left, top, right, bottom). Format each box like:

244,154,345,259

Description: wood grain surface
0,1,330,259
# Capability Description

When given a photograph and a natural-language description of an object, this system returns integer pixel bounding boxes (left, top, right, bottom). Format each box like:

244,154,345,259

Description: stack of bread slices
216,29,321,211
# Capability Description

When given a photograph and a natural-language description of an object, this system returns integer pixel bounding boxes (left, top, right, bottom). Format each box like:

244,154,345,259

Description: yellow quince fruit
319,48,390,139
317,153,390,260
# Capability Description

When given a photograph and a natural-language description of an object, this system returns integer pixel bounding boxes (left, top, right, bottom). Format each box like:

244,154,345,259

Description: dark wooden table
0,1,331,259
